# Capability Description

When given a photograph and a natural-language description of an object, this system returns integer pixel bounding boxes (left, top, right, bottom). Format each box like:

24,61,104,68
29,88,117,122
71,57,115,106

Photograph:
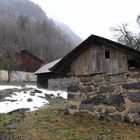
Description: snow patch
0,85,67,114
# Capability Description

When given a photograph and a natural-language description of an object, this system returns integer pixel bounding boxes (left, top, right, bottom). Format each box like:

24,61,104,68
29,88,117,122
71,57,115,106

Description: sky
30,0,140,40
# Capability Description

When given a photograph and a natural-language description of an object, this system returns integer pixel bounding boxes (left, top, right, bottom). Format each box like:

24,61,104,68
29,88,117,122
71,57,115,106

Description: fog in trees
0,0,82,63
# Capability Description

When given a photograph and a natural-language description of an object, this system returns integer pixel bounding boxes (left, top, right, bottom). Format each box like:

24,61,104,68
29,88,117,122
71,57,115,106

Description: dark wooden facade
18,50,44,72
70,44,128,75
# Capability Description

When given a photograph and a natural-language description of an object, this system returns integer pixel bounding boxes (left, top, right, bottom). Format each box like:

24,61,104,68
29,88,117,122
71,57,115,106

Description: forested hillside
0,0,82,62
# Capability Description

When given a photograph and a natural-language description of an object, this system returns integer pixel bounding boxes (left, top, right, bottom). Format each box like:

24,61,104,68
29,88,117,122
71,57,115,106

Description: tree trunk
7,71,11,83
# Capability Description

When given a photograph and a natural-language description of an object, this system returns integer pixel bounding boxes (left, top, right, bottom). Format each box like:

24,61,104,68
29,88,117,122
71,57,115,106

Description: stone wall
48,77,78,91
67,71,140,125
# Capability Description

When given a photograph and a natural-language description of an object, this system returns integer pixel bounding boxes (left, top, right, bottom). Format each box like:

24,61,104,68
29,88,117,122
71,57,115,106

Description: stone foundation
67,71,140,125
48,77,78,91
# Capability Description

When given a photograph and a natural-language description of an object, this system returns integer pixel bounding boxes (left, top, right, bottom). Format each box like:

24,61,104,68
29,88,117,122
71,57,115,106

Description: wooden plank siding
71,44,128,76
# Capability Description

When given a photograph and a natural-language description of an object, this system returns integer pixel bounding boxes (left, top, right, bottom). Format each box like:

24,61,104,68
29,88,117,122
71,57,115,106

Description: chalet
35,34,140,88
18,49,44,72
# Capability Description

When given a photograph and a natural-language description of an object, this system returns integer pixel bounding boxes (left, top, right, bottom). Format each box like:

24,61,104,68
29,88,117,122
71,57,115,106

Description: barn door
105,48,118,75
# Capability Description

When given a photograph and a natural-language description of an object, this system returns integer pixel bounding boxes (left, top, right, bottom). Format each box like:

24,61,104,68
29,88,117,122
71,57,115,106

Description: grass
0,103,140,140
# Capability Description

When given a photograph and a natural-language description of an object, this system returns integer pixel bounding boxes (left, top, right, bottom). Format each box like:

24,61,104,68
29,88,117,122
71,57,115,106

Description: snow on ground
0,84,67,114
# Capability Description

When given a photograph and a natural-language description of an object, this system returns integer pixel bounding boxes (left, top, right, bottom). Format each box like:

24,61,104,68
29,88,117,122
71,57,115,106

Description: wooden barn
18,49,44,72
50,34,140,76
35,34,140,88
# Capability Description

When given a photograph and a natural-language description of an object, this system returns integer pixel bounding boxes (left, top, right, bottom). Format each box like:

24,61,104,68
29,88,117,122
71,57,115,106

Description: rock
110,115,122,121
34,89,42,93
80,103,94,112
45,94,52,100
97,132,105,140
128,92,140,103
81,76,92,82
81,95,107,106
27,98,33,102
69,105,77,110
108,95,124,106
123,114,140,125
133,114,140,125
68,93,75,100
99,86,114,93
116,104,125,112
130,73,140,78
123,115,131,124
8,108,30,114
94,75,104,83
80,86,93,93
130,105,140,114
67,85,79,92
123,82,140,90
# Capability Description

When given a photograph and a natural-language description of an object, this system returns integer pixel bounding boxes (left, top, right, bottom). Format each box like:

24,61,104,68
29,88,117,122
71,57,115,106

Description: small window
105,50,110,59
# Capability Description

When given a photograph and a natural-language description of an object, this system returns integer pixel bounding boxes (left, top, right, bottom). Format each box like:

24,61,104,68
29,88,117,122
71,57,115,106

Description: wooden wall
19,51,43,72
71,44,128,76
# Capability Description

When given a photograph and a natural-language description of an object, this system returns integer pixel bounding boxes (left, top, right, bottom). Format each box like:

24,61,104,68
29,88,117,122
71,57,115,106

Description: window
105,50,110,59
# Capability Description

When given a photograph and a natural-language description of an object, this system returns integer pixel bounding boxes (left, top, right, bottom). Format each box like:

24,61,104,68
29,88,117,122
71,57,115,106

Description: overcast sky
30,0,140,40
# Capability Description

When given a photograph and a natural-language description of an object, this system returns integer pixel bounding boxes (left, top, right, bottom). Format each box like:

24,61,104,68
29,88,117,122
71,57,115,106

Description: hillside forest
0,0,82,63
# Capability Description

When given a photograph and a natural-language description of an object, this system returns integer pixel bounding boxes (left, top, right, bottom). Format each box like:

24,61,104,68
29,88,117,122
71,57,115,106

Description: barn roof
35,59,61,74
50,34,140,72
20,49,44,63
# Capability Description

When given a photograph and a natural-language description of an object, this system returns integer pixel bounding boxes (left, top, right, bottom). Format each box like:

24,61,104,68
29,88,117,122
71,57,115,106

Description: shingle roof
35,59,61,74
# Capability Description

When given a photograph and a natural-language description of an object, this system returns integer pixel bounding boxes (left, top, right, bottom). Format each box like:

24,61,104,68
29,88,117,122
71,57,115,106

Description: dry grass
0,103,140,140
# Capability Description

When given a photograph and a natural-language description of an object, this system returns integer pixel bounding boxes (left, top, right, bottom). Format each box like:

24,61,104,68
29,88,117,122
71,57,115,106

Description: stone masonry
67,71,140,125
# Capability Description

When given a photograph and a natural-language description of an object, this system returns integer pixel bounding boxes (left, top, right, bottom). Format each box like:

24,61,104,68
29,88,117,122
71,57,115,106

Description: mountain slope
0,0,82,62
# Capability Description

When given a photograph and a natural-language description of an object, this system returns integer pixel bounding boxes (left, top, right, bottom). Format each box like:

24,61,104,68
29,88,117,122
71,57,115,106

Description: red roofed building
18,49,44,72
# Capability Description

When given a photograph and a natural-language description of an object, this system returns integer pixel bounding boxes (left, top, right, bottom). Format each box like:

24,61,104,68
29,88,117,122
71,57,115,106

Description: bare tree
111,19,140,50
0,45,19,82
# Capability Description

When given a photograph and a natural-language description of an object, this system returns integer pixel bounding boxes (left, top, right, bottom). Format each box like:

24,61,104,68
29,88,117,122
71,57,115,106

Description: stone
110,115,122,121
116,104,125,112
130,73,140,79
99,86,114,93
81,95,107,106
108,95,124,106
68,93,76,100
81,76,92,82
111,74,126,83
80,86,93,93
69,105,78,110
133,114,140,125
8,108,30,114
128,92,140,103
123,82,140,90
80,103,94,112
123,115,132,124
130,105,140,114
34,89,42,93
94,75,104,82
105,107,116,113
67,85,79,92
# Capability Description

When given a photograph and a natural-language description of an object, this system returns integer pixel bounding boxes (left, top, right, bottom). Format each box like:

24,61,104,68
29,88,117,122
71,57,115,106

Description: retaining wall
67,71,140,124
47,70,140,124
